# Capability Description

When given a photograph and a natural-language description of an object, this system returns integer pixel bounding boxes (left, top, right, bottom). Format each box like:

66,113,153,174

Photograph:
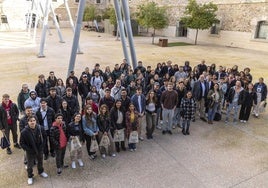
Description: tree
83,6,97,26
136,2,169,44
181,0,218,45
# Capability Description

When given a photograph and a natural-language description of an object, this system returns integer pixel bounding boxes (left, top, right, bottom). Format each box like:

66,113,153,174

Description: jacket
125,111,139,138
46,94,62,113
180,97,197,120
97,114,111,133
192,81,209,101
82,114,99,136
17,89,30,112
36,107,55,130
24,91,41,113
67,121,84,142
110,107,126,130
226,86,245,105
35,81,50,98
20,125,46,155
50,122,68,150
0,101,19,128
131,94,146,113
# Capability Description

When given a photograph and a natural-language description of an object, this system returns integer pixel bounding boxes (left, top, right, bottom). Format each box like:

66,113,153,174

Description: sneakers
130,149,134,152
39,172,48,178
77,159,84,167
162,130,166,135
71,161,76,169
14,143,21,149
139,137,144,141
89,155,96,160
111,153,116,157
101,154,106,159
172,125,176,129
156,125,162,130
6,148,12,155
57,168,62,175
28,178,33,185
167,130,172,135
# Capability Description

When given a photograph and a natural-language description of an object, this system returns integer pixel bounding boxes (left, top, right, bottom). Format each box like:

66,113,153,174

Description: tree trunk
195,29,198,45
152,29,155,44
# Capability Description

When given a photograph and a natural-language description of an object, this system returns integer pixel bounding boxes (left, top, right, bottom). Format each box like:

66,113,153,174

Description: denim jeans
182,120,191,132
225,103,241,122
146,112,156,137
172,107,182,126
162,108,174,131
208,102,220,121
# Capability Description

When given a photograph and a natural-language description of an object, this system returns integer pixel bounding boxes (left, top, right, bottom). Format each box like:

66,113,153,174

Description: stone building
1,0,267,52
128,0,268,52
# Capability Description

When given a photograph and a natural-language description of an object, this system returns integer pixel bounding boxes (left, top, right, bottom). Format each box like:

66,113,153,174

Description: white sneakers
102,154,106,158
111,153,116,157
28,172,48,185
71,161,76,169
77,159,84,167
28,178,33,185
40,172,48,178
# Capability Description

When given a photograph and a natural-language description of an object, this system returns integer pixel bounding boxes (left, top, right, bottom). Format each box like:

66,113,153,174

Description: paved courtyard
0,29,268,188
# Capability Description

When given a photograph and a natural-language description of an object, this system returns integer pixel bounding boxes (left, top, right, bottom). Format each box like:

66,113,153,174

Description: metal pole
64,0,82,53
114,0,130,65
67,0,86,76
49,4,65,43
38,0,50,58
121,0,137,68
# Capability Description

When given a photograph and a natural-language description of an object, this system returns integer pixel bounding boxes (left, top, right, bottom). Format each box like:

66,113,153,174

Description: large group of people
0,59,267,185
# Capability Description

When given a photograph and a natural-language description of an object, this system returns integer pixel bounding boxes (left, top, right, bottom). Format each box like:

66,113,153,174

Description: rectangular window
210,22,220,35
96,0,101,3
256,21,268,39
75,0,79,3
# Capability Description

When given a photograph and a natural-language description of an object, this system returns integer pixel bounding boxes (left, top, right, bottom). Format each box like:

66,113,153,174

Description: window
255,21,268,39
75,0,79,3
96,0,101,3
210,22,220,35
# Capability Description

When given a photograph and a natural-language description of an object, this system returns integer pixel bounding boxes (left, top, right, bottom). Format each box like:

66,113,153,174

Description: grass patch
168,42,192,47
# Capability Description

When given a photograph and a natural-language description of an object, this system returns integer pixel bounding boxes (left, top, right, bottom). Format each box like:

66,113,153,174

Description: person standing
46,87,62,113
207,83,223,124
192,74,209,122
67,113,84,169
0,94,20,155
160,82,178,135
110,100,126,152
19,115,48,185
36,98,55,160
225,81,244,124
97,104,116,158
180,91,196,135
145,91,157,139
24,90,41,114
253,77,267,117
239,83,257,123
17,84,30,115
125,103,139,151
50,113,68,175
82,105,99,160
131,87,146,140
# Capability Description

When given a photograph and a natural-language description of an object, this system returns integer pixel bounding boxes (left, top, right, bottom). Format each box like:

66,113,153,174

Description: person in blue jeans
207,83,223,124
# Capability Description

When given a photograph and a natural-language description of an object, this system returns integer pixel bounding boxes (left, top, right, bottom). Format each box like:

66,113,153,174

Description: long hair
84,105,95,125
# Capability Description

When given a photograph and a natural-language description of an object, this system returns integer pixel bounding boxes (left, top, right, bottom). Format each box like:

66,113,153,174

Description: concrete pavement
0,29,268,188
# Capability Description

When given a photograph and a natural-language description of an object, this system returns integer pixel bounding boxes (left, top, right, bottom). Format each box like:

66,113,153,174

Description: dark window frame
255,21,268,39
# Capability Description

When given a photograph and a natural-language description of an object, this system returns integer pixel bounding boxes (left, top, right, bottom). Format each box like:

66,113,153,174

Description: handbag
113,129,125,142
90,137,99,152
128,131,139,144
70,136,82,152
99,134,110,148
1,133,10,149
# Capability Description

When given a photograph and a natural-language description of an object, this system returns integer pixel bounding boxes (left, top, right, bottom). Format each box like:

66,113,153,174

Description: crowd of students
0,59,267,185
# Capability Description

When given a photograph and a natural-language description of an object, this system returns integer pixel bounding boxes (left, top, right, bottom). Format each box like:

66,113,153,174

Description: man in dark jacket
63,87,80,117
99,88,115,111
17,83,30,114
192,74,209,122
46,87,62,113
35,74,50,98
50,113,68,175
20,115,48,185
36,98,55,159
78,74,91,104
0,94,20,154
